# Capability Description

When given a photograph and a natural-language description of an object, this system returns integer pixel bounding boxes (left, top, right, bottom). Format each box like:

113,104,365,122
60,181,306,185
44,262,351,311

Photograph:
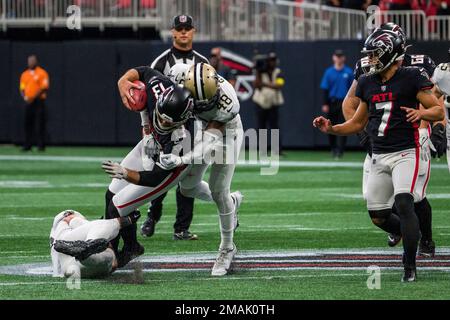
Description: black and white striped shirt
150,46,209,76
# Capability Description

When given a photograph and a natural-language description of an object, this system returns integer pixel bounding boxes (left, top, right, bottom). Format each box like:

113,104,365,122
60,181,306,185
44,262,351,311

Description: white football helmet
168,63,191,85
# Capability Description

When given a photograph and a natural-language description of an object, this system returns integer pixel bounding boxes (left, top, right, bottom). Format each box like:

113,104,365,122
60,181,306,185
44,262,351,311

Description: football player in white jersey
50,209,140,278
431,57,450,172
159,63,244,276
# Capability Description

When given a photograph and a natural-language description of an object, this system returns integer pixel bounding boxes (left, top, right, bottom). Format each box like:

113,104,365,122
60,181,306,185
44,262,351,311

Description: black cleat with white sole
54,238,109,261
402,267,417,282
117,242,145,268
387,233,402,247
418,240,435,257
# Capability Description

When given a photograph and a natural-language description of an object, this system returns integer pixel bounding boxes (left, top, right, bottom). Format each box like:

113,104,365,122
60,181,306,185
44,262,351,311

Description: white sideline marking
0,154,448,169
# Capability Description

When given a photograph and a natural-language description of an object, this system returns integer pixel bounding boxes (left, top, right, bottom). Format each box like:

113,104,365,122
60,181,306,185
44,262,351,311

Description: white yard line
0,154,448,169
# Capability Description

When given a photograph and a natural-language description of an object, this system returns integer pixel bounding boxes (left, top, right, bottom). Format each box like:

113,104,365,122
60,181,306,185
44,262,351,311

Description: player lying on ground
103,67,196,268
342,22,446,257
313,29,444,282
50,210,140,278
156,63,244,276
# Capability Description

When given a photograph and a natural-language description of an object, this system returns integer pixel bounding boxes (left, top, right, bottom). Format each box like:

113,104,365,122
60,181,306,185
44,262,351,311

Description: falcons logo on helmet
371,33,394,53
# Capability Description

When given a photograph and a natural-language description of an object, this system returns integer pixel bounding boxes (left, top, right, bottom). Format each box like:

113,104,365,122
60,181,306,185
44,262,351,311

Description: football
129,80,147,112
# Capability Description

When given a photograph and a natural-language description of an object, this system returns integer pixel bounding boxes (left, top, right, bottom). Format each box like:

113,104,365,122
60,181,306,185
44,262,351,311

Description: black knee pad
394,193,414,216
368,209,391,226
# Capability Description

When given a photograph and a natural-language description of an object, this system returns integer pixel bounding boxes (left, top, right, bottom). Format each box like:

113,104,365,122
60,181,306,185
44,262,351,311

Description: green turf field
0,145,449,300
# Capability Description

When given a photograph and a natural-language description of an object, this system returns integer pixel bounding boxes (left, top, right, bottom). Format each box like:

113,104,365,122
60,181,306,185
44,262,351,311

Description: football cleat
141,217,157,238
211,244,237,276
230,191,243,231
418,240,435,258
54,238,109,261
387,233,402,247
173,230,198,240
117,242,145,268
402,267,417,283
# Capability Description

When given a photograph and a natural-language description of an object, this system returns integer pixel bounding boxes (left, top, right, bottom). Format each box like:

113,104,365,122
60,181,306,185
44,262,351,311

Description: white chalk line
0,154,448,169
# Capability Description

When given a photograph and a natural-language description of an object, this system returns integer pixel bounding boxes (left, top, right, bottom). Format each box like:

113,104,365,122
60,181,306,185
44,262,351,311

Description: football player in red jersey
314,29,444,282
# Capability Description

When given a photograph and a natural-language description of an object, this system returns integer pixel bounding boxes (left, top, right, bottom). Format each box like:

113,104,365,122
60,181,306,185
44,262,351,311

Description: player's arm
117,68,144,110
342,80,359,120
181,120,225,163
313,100,369,136
401,89,444,122
157,120,226,170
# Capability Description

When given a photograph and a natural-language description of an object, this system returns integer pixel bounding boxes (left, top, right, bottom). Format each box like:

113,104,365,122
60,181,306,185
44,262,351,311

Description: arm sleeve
137,165,173,187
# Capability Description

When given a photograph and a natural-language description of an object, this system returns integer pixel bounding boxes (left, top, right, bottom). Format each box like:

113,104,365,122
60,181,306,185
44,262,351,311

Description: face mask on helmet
152,86,193,135
153,107,188,134
361,30,404,75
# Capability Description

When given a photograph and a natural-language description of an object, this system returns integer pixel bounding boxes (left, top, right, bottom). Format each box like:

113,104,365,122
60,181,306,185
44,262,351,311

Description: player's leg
362,153,371,200
141,192,167,237
178,163,211,200
413,149,434,257
392,149,421,282
208,120,244,276
173,186,197,240
105,141,144,253
366,154,401,236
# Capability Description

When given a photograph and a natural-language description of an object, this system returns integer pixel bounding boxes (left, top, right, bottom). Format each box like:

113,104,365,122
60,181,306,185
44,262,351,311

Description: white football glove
419,128,436,162
141,133,157,171
157,152,182,170
101,160,128,179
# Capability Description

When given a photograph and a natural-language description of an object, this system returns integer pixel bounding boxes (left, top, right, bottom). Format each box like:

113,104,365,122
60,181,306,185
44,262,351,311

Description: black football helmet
361,29,406,75
153,85,194,134
377,22,406,44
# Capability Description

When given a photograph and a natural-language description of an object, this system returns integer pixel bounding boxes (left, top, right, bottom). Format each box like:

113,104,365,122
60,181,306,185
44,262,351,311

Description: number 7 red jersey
355,66,434,154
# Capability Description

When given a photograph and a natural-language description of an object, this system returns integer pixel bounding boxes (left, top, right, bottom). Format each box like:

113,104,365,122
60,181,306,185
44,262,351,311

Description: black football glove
430,123,447,158
357,130,373,157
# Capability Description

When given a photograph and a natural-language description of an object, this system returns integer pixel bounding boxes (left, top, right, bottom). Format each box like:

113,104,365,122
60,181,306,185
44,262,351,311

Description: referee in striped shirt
141,14,209,240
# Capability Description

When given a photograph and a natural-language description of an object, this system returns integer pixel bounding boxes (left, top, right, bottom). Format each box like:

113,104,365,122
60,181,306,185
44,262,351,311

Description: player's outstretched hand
401,107,422,123
313,116,333,134
118,78,142,110
102,160,128,179
157,153,182,170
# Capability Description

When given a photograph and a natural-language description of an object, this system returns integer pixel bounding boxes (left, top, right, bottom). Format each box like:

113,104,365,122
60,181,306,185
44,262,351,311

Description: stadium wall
1,40,449,148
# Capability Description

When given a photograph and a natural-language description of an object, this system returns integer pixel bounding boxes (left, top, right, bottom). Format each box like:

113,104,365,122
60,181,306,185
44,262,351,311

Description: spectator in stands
19,54,50,151
320,49,353,159
209,47,236,86
252,52,285,155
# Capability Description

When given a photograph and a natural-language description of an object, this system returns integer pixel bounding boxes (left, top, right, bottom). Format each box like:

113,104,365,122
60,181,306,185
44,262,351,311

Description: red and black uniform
356,66,434,154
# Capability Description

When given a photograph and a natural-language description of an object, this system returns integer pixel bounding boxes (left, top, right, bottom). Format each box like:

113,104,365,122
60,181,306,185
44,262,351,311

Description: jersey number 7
376,101,393,137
